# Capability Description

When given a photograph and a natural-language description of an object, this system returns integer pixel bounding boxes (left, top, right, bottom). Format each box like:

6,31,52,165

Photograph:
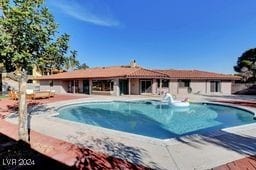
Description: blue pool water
56,101,255,139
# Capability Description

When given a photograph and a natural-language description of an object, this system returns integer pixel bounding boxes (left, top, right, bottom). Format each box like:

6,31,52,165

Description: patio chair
26,89,34,99
50,89,55,97
32,91,50,99
44,89,56,97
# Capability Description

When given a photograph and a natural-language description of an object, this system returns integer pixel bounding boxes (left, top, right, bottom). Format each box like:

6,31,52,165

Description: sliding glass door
140,80,152,93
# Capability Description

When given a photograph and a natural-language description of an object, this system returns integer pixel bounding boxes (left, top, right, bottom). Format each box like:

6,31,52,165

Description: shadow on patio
0,94,87,118
0,132,154,170
0,133,71,170
175,130,256,156
67,133,159,170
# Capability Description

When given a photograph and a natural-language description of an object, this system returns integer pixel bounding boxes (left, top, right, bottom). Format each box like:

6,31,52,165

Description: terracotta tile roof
34,66,240,80
157,69,241,80
34,66,167,80
127,68,168,78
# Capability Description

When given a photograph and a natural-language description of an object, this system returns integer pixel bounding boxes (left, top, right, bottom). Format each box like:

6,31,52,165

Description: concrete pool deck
3,94,256,169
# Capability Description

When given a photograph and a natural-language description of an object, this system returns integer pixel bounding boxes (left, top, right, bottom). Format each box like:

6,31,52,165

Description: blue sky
46,0,256,74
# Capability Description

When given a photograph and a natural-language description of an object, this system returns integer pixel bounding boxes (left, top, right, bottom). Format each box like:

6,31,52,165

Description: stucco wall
39,80,68,94
38,79,233,95
113,78,120,96
152,79,157,94
190,81,207,94
169,80,232,95
220,81,232,95
169,81,178,94
130,78,139,95
205,81,210,94
205,81,232,95
39,80,50,91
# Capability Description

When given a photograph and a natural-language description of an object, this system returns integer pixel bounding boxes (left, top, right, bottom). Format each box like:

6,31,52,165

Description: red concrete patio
213,155,256,170
0,94,86,118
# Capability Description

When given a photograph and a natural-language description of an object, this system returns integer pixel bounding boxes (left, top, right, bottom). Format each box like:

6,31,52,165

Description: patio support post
205,80,208,94
177,80,179,94
160,79,162,95
89,79,92,95
168,81,172,94
128,78,131,95
73,80,75,94
152,79,157,95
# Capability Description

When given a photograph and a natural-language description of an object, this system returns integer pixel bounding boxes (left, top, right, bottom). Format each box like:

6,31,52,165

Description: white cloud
51,0,120,27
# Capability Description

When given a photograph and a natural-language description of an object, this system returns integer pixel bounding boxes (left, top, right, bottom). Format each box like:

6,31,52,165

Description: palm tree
77,63,89,69
64,50,79,71
69,50,79,71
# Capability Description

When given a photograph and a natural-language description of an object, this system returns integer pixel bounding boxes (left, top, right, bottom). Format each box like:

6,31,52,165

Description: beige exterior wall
38,78,233,95
191,81,232,95
206,81,232,95
152,79,157,94
190,81,207,94
220,81,232,95
39,80,68,94
39,80,51,91
130,78,140,95
206,81,211,94
178,87,189,94
113,78,120,96
169,81,178,95
169,80,232,95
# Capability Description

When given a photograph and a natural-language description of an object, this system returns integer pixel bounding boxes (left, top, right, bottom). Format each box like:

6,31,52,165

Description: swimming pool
56,101,255,139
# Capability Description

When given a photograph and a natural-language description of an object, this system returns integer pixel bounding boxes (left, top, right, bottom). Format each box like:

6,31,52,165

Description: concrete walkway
4,95,256,169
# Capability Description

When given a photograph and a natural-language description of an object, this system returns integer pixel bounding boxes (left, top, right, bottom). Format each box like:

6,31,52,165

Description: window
210,81,221,92
68,80,79,93
92,80,113,91
71,80,79,87
157,79,169,88
178,80,190,88
140,80,152,93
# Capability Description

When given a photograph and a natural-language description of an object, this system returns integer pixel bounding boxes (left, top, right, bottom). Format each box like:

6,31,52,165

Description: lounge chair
26,89,34,99
44,89,56,97
32,91,50,99
49,90,55,97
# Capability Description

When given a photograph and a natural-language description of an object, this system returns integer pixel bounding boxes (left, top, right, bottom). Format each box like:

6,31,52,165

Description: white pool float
163,93,190,107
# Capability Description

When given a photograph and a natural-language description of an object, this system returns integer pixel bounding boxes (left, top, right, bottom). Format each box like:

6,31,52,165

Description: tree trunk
18,70,28,142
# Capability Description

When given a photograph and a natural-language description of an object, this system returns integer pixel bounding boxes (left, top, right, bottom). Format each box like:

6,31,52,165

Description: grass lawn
0,95,7,99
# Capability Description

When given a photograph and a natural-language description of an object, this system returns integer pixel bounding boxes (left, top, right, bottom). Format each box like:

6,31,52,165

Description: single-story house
34,63,240,96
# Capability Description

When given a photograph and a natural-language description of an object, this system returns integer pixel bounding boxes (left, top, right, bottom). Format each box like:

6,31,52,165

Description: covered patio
35,66,169,96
